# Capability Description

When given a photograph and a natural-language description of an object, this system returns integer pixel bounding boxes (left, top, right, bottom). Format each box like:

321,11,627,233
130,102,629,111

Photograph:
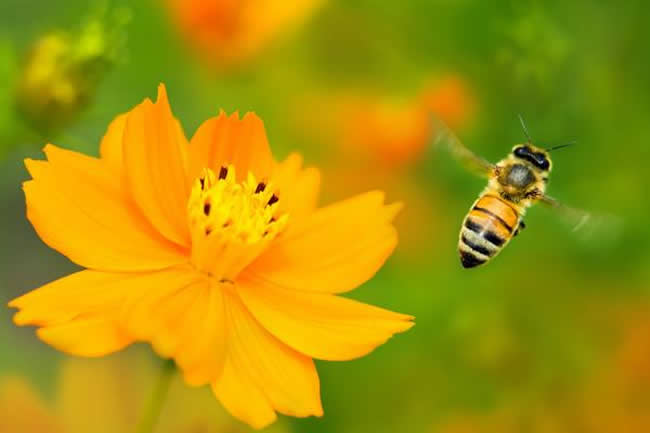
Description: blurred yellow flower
9,84,413,428
0,351,292,433
165,0,326,67
15,7,129,134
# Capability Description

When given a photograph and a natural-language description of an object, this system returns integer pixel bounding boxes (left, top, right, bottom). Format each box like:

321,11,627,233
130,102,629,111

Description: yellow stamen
187,166,288,280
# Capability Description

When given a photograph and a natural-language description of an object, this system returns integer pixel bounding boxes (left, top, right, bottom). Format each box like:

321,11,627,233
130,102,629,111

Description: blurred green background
1,0,649,432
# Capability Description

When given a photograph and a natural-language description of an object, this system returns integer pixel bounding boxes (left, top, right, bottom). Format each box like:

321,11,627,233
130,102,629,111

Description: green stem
135,359,176,433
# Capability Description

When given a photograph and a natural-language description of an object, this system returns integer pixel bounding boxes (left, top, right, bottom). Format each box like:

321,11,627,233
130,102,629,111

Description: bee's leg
514,220,526,236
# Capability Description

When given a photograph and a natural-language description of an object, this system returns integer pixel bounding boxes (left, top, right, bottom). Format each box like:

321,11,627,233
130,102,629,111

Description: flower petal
249,191,401,294
212,358,277,430
174,284,228,386
271,153,320,221
120,271,227,386
99,113,127,173
36,315,131,358
212,291,322,427
237,274,414,361
9,270,139,357
123,84,191,247
188,111,274,183
24,145,187,272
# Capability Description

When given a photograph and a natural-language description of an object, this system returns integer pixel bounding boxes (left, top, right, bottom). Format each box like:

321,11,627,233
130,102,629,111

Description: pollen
187,166,288,280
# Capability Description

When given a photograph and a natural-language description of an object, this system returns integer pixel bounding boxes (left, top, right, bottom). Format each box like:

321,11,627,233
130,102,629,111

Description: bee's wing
430,115,495,178
540,195,623,243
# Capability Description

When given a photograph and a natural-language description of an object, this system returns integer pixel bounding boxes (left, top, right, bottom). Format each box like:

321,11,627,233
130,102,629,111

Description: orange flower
0,377,63,433
289,79,475,258
9,84,413,428
419,75,476,130
337,95,432,167
578,311,650,433
165,0,325,66
298,76,475,169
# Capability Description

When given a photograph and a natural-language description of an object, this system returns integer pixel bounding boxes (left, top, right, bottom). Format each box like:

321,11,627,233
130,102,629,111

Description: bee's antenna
518,114,533,143
547,140,577,152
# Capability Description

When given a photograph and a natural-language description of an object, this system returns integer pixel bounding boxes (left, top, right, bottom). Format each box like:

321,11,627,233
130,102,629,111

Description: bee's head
512,144,551,172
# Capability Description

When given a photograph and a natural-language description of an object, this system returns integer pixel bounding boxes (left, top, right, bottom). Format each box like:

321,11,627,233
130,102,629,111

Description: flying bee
433,115,595,268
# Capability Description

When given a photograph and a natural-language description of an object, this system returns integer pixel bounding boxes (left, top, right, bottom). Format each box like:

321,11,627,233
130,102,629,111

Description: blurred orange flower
419,75,476,131
333,75,476,167
337,94,432,167
578,311,650,433
0,351,292,433
165,0,326,66
9,84,413,428
0,377,63,433
289,75,474,258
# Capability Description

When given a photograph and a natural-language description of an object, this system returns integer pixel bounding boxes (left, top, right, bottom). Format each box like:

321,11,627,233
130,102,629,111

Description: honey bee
433,116,594,268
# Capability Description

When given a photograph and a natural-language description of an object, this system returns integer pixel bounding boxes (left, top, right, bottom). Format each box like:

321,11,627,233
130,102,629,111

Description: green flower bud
15,6,130,134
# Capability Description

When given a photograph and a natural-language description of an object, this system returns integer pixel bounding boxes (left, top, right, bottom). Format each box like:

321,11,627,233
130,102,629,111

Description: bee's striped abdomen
459,194,520,268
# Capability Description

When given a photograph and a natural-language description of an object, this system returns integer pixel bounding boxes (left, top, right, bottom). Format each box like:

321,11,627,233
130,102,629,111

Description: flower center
187,166,288,281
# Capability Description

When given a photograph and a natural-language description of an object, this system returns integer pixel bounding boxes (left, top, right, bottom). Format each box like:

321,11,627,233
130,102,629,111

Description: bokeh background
1,0,650,432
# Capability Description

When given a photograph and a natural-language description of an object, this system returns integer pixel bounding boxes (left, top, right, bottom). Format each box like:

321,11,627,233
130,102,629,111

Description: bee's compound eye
514,146,550,171
536,154,550,170
514,146,529,158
